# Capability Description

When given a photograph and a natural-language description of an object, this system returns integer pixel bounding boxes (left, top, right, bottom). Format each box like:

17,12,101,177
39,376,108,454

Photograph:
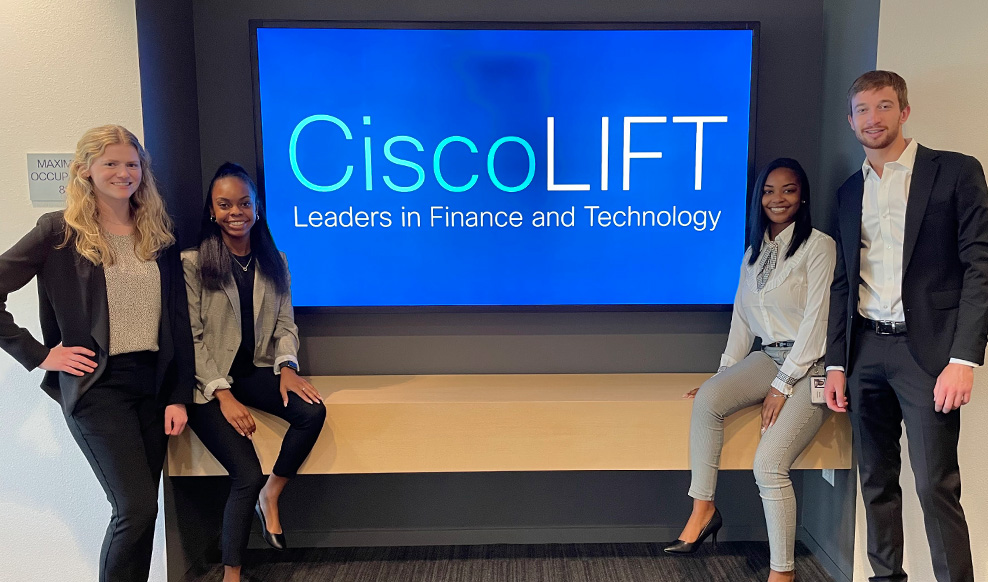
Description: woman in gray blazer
183,163,326,582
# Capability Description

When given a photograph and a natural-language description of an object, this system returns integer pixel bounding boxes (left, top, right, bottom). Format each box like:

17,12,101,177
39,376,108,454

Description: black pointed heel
663,507,723,555
255,502,287,551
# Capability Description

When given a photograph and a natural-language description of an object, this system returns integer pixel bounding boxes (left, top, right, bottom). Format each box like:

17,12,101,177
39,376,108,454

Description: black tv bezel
249,20,759,315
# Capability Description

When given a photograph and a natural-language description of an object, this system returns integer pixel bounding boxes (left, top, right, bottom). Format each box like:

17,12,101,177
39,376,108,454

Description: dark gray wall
132,0,882,578
797,1,881,581
801,469,858,582
134,0,204,578
135,0,202,248
816,0,882,235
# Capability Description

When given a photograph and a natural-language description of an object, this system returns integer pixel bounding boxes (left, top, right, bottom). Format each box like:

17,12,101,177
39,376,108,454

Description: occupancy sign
27,153,73,203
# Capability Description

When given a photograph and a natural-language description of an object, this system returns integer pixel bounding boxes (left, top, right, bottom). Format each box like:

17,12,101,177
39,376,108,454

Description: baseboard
797,526,852,582
248,524,770,549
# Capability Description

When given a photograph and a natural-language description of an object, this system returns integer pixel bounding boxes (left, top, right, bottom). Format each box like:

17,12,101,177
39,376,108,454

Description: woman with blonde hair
0,125,195,582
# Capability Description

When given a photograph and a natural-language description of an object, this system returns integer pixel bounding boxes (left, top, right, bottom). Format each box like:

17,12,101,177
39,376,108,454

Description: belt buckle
875,320,895,335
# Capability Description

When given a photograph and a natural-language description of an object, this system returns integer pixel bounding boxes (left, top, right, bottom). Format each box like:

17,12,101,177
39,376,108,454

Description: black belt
763,340,795,348
862,318,908,335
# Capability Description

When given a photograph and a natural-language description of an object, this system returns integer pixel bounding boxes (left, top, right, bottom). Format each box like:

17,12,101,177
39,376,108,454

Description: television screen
253,23,756,308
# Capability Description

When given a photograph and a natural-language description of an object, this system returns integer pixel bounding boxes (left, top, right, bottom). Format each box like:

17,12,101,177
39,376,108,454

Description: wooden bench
167,373,852,475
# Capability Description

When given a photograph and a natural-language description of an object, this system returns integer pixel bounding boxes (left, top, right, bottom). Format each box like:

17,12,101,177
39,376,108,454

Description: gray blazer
181,249,300,403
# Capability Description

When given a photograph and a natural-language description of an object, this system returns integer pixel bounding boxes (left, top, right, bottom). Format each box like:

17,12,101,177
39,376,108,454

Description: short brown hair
847,70,909,113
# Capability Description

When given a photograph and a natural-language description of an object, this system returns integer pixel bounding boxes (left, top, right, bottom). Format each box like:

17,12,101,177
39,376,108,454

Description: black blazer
0,211,195,415
826,144,988,376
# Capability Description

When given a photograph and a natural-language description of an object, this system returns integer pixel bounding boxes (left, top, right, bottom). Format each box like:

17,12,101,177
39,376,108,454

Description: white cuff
771,376,795,396
202,377,232,400
948,358,979,368
826,366,845,373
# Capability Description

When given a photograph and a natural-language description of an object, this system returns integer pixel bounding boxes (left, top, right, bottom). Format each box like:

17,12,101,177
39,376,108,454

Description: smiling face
83,143,142,204
761,167,801,237
210,176,256,247
848,85,910,152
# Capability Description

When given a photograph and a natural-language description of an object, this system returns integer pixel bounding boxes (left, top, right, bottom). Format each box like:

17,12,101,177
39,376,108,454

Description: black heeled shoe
663,507,723,554
255,502,287,551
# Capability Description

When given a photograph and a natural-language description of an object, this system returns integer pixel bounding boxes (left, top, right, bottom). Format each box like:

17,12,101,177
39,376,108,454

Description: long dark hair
197,162,289,294
747,158,812,265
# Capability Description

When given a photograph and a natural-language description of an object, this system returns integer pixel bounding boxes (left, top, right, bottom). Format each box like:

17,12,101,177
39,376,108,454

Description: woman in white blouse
663,158,836,582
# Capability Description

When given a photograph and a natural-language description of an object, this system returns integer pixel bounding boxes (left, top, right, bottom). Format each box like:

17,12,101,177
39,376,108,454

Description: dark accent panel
136,0,203,248
128,2,878,580
817,0,882,237
135,2,203,580
801,469,858,582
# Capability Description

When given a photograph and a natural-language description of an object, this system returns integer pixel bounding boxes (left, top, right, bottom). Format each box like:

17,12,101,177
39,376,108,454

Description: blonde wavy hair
61,125,175,265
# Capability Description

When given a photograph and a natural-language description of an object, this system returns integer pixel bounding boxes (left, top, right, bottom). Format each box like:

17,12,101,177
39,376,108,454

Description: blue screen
255,26,754,307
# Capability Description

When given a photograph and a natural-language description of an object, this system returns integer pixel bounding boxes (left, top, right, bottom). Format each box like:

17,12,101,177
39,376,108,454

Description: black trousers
186,365,326,566
64,352,165,582
847,329,973,582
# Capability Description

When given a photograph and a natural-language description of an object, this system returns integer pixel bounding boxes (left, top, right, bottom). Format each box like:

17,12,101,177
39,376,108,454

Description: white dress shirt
853,139,976,368
858,138,917,322
721,225,837,394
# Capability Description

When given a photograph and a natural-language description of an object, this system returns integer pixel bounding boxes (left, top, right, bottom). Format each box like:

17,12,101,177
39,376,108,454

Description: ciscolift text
288,114,729,194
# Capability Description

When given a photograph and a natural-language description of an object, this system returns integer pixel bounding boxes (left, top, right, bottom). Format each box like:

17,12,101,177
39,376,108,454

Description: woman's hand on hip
164,404,188,435
39,343,97,376
214,389,255,438
760,388,787,434
279,368,323,406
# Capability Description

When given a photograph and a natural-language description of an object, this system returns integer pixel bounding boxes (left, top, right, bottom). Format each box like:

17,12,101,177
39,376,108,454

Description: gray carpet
184,541,836,581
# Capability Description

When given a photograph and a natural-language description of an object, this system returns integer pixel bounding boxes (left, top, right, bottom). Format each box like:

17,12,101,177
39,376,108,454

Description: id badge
810,376,827,404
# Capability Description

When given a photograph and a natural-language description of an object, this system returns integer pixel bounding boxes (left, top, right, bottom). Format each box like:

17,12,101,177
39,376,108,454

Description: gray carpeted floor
184,541,836,581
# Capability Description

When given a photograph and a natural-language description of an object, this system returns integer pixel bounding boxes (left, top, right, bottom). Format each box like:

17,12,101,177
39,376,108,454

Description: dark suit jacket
826,144,988,376
0,211,195,415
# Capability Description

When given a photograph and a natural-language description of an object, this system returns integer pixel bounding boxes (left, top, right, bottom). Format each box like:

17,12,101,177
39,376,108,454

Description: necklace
232,253,252,272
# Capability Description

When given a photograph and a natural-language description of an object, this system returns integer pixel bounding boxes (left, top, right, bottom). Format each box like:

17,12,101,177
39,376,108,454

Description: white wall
853,1,988,579
0,1,165,580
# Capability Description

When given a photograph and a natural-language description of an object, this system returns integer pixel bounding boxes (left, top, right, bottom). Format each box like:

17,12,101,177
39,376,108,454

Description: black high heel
255,502,287,551
663,507,723,554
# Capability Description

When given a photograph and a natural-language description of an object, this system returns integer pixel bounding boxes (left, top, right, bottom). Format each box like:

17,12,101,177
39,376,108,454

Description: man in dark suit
824,70,988,582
